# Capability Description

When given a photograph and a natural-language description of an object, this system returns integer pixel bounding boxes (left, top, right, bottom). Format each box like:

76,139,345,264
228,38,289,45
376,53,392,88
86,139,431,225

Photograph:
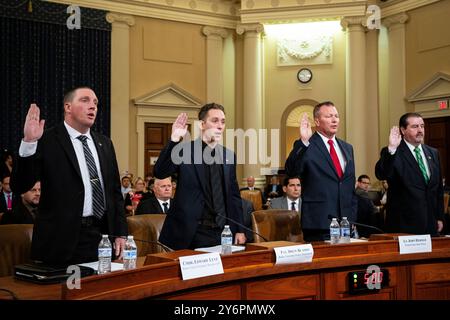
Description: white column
236,23,265,188
365,25,381,180
106,13,135,174
341,17,368,176
202,26,228,104
383,13,409,129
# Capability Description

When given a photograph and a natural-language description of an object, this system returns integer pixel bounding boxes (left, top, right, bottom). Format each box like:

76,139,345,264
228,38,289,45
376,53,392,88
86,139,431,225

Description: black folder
14,262,96,284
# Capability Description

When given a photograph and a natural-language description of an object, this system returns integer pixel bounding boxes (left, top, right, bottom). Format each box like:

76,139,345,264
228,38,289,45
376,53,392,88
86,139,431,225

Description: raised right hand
388,126,401,150
171,113,188,142
24,104,45,142
299,113,312,143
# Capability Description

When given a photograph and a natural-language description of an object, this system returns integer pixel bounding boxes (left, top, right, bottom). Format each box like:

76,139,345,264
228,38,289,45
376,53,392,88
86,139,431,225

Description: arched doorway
281,99,318,164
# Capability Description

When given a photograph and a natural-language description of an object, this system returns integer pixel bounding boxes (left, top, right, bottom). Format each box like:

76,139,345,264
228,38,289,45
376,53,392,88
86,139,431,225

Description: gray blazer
269,196,301,212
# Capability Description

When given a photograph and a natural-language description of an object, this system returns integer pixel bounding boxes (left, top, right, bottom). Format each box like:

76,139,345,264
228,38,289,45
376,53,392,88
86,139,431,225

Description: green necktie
414,146,429,183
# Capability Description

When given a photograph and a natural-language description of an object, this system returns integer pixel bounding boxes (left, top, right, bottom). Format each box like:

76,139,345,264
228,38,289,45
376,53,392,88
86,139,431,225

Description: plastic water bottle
123,235,137,270
340,217,351,243
98,234,112,274
330,218,340,244
221,225,233,255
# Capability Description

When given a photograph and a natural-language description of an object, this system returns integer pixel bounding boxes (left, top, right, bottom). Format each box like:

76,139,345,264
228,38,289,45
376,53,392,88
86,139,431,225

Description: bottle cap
127,235,134,240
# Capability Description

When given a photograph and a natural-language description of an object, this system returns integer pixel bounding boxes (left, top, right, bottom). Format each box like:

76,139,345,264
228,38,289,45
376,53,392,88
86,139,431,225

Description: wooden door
424,117,450,182
144,123,190,177
144,123,171,177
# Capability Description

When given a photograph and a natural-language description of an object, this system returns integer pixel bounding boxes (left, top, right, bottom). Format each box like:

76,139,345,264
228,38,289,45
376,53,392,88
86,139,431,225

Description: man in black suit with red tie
375,113,444,235
285,101,357,241
154,103,246,250
11,87,127,265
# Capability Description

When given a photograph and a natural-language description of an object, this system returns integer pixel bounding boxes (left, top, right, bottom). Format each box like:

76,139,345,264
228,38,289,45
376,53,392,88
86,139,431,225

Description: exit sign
438,100,448,110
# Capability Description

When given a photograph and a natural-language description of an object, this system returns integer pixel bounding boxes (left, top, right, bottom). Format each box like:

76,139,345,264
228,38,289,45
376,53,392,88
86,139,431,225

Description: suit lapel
336,138,352,178
399,140,427,185
283,197,288,210
422,144,435,181
55,124,82,180
310,133,339,179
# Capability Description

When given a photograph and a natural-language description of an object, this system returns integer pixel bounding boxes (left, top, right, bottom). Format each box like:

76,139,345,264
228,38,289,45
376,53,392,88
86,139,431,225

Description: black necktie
291,201,296,211
162,202,168,213
77,135,105,219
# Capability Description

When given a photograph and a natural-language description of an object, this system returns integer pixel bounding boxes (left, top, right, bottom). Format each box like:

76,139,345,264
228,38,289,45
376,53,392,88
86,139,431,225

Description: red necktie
7,193,12,210
328,140,343,178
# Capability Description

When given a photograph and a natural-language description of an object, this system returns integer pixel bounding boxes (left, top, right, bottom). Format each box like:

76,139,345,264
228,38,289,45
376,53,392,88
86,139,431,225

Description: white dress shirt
287,198,300,212
157,198,170,213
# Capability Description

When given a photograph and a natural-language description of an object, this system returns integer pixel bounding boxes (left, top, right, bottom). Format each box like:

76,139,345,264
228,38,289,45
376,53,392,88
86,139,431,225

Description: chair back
127,214,166,256
240,190,263,211
251,209,303,243
0,224,33,276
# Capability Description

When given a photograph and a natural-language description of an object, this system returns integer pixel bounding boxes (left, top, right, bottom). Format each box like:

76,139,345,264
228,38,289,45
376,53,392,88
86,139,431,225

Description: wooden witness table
1,236,450,300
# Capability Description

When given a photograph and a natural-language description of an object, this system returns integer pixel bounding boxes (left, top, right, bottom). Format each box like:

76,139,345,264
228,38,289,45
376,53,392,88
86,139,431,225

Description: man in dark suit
136,177,172,214
375,113,444,235
240,176,265,205
11,87,127,265
1,180,40,225
264,175,283,199
0,175,16,214
154,103,246,250
285,101,357,241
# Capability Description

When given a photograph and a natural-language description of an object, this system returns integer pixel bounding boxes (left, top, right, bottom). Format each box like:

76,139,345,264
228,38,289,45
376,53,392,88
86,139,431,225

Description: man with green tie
375,113,444,235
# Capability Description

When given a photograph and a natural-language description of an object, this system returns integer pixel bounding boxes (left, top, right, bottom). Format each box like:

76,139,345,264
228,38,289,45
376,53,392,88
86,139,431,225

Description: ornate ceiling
48,0,440,28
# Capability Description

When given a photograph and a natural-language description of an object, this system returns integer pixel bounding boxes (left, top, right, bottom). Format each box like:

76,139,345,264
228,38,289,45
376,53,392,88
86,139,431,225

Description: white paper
398,235,432,254
179,252,224,280
78,261,123,272
274,244,314,264
194,245,246,253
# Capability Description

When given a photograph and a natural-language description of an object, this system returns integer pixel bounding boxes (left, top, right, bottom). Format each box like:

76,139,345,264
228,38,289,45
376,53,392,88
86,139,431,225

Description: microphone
216,212,269,242
327,215,385,234
109,235,174,252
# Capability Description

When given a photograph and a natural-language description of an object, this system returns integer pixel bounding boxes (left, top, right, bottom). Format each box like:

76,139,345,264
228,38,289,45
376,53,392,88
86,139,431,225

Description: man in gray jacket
269,176,301,213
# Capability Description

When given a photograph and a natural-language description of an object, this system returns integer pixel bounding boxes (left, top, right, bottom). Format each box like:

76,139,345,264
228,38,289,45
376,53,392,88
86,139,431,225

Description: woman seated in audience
124,177,152,216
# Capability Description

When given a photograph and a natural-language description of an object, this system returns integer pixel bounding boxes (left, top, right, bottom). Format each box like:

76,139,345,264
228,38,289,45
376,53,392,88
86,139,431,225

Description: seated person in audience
1,181,40,224
269,176,301,213
0,175,16,214
121,175,132,199
264,175,283,199
240,176,265,204
241,198,254,243
136,177,172,214
171,175,177,198
240,176,259,191
124,177,151,215
0,149,13,178
355,175,379,237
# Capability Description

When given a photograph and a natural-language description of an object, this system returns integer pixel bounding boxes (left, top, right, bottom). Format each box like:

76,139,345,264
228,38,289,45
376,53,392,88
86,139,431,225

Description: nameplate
398,235,432,254
274,244,314,264
179,252,224,280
